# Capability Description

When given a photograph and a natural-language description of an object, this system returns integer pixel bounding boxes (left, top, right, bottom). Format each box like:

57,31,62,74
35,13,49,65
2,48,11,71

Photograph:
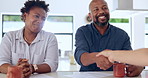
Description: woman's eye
42,18,46,21
34,15,39,18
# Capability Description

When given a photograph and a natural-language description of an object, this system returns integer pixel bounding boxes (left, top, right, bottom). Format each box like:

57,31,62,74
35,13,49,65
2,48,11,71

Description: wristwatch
33,64,38,72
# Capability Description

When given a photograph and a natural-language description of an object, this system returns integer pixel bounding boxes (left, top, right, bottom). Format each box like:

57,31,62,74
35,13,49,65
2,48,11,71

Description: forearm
0,63,11,74
34,63,51,74
129,48,148,66
112,48,148,66
111,51,133,63
80,52,98,66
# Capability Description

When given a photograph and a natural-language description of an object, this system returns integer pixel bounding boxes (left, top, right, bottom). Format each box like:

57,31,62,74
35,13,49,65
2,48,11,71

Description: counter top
1,70,148,78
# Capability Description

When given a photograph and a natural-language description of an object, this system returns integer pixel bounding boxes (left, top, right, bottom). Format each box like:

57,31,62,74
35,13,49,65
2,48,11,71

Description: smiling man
74,0,144,77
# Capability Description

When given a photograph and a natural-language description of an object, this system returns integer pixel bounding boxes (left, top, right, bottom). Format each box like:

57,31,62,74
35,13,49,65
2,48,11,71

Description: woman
0,0,58,78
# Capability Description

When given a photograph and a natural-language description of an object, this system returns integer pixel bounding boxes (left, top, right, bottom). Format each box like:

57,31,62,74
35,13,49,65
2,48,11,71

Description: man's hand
126,65,144,77
96,55,113,70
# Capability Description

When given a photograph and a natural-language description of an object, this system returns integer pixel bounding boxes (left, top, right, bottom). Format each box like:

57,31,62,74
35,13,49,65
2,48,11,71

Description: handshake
7,59,33,78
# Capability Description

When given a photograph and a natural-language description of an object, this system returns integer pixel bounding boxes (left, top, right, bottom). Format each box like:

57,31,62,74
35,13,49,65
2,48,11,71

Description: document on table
30,74,53,78
65,72,113,78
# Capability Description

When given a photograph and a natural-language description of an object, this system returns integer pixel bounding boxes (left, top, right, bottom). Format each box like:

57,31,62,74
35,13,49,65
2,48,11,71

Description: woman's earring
24,18,26,22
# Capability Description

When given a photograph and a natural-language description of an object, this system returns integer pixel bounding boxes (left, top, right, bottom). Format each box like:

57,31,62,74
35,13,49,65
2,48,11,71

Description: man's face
24,7,47,33
89,0,110,27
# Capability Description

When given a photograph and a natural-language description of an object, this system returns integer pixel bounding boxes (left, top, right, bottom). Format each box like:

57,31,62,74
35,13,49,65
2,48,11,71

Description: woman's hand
17,59,32,78
96,50,115,63
7,66,23,78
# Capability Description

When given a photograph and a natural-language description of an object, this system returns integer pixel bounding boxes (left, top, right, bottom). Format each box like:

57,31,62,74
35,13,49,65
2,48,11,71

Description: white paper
65,72,113,78
30,74,53,78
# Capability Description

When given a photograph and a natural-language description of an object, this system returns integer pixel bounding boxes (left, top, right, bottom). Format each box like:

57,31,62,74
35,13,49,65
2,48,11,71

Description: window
145,17,148,48
109,18,131,40
2,14,24,36
45,15,73,58
2,14,74,58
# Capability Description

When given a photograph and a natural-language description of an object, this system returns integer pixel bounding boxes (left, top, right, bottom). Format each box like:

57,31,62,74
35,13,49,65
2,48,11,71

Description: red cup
113,63,126,77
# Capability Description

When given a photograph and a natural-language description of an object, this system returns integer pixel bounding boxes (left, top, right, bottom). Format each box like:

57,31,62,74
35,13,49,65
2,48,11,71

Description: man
0,0,58,78
74,0,144,76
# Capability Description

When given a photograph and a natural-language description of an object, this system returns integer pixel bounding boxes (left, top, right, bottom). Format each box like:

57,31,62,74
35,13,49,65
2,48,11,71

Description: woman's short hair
20,0,49,21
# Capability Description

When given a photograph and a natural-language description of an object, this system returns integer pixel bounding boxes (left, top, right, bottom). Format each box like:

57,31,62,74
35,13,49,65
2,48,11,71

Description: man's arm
81,52,112,70
75,28,112,70
80,52,97,66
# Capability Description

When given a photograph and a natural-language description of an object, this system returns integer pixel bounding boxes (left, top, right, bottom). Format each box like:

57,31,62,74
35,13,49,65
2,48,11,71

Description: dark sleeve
74,27,90,66
122,32,132,50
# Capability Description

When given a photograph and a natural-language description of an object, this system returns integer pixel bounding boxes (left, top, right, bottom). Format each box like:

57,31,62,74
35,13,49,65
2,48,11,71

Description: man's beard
94,16,109,27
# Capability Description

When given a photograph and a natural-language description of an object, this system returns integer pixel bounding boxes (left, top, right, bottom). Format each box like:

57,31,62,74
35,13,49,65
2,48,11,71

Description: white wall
131,12,147,49
133,0,148,9
0,0,25,12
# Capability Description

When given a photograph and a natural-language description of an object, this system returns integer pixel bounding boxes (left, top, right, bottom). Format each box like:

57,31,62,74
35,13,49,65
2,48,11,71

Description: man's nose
99,9,105,14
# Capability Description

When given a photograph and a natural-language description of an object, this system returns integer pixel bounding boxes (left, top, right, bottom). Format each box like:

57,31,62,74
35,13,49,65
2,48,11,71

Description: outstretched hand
96,50,115,63
95,49,113,70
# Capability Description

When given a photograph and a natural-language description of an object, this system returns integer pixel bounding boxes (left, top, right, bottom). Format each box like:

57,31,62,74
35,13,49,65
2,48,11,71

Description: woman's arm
0,33,13,74
32,63,51,73
0,63,11,73
42,33,58,72
96,48,148,66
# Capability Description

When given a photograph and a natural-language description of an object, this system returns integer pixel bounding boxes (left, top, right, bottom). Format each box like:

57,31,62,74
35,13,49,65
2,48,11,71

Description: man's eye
93,9,98,12
103,7,108,10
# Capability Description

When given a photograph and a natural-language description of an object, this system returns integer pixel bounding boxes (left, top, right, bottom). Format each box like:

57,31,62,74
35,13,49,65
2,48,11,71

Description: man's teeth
99,16,105,18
